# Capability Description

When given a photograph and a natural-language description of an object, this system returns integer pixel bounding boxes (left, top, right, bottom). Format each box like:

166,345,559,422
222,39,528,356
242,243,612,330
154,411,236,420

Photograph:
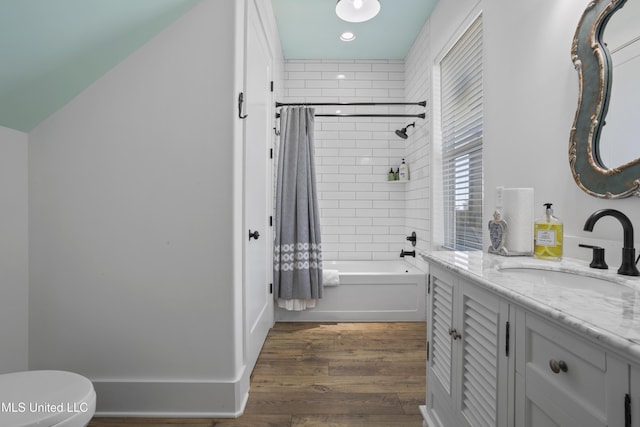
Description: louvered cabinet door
425,267,513,427
456,281,510,427
425,267,457,427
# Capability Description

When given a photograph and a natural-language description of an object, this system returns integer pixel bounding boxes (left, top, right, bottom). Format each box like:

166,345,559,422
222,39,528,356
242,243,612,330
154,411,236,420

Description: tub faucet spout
583,209,639,276
400,250,415,258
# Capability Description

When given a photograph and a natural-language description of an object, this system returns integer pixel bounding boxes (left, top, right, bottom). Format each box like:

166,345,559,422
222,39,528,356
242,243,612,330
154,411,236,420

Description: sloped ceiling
0,0,202,132
0,0,437,132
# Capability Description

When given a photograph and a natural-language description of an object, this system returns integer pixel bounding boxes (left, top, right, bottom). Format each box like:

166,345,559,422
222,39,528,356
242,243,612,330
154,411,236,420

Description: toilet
0,370,96,427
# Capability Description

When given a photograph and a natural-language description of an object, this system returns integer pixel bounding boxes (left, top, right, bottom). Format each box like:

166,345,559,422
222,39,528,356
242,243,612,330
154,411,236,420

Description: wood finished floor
88,322,426,427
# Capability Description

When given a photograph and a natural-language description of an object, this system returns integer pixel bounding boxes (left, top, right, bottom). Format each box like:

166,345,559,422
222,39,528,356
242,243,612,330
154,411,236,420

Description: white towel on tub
323,269,339,287
277,298,316,311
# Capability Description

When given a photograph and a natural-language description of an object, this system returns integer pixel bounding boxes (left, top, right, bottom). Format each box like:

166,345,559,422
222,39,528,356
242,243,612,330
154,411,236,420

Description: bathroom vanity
420,250,640,427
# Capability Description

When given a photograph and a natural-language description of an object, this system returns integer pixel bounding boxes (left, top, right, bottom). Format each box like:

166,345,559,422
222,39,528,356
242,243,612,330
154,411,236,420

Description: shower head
395,122,416,139
395,129,408,139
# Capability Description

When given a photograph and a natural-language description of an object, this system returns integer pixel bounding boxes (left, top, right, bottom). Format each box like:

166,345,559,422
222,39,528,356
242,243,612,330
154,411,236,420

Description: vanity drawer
518,313,626,426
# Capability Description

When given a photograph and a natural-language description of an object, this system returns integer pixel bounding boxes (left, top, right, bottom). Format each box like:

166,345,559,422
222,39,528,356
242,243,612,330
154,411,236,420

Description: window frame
433,13,484,251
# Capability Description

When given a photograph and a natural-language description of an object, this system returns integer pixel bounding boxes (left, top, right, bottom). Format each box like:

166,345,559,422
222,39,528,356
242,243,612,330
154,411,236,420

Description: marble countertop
421,250,640,364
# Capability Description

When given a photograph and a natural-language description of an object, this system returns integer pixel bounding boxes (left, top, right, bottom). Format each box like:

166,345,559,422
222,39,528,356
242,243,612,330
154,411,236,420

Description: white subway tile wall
404,20,432,264
283,59,420,261
279,36,433,261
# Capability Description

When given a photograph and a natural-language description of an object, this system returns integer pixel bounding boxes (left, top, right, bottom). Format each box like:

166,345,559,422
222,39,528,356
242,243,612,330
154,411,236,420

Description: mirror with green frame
570,0,640,198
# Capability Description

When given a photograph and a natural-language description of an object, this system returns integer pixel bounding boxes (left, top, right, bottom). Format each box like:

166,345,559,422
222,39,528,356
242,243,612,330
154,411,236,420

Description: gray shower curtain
274,107,323,303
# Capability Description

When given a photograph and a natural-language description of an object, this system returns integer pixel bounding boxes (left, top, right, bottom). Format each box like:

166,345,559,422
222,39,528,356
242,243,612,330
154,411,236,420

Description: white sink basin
496,266,639,319
497,266,623,292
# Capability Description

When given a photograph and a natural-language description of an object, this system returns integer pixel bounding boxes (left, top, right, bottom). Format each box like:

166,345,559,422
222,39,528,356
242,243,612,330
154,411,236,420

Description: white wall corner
0,125,29,374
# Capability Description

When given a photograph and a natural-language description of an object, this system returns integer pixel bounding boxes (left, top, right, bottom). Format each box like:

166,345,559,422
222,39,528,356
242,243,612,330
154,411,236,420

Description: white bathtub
275,260,427,322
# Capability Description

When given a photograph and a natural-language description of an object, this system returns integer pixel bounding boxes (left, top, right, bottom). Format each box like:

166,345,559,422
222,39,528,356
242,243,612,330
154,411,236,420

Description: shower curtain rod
276,101,426,107
275,101,426,119
277,112,425,118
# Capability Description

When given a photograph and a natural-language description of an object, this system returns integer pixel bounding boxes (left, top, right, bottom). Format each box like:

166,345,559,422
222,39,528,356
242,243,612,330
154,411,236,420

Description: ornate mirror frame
570,0,639,198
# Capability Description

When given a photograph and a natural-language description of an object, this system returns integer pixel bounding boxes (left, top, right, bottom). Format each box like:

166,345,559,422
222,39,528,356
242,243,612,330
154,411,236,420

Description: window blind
441,16,483,251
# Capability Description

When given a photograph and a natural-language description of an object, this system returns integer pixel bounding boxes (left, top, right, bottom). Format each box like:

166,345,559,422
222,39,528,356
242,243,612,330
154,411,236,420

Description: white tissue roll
502,188,534,254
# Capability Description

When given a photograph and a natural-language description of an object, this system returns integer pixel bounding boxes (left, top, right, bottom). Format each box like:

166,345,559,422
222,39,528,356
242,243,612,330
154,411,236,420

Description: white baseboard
92,371,250,417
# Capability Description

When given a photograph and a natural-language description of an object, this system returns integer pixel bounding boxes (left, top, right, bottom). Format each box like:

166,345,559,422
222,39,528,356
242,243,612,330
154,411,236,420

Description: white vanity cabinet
422,252,640,427
514,311,628,427
425,265,512,427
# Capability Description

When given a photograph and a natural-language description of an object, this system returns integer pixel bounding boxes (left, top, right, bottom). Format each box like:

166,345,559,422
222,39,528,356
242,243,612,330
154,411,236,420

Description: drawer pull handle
549,359,568,374
448,327,462,340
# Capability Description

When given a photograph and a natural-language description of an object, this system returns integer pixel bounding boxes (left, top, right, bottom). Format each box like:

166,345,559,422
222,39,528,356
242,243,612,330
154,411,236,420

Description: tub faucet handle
400,250,415,258
406,232,417,246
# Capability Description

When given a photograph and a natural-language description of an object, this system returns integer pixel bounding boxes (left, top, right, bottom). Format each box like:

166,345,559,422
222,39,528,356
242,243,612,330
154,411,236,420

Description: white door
243,0,274,374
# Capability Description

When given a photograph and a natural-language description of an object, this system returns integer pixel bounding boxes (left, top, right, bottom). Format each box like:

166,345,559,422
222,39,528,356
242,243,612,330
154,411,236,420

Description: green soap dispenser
534,203,563,260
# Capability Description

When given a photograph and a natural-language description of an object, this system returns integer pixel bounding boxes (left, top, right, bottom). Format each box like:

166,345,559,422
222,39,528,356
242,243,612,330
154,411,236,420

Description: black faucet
583,209,639,276
400,250,415,258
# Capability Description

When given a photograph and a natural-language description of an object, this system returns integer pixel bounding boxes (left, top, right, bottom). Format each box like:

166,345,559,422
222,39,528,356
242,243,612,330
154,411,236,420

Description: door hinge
426,341,430,361
269,283,273,294
427,274,431,294
625,394,631,427
270,81,274,92
505,321,510,357
270,148,273,159
269,216,273,227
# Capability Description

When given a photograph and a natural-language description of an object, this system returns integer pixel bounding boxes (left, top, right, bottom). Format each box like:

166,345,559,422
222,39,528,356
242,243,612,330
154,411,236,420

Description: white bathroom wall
481,0,640,265
28,0,248,415
412,0,639,267
0,125,28,374
283,60,411,260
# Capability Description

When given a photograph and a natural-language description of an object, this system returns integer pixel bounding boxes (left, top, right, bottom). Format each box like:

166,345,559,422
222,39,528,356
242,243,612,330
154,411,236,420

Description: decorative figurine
488,210,508,256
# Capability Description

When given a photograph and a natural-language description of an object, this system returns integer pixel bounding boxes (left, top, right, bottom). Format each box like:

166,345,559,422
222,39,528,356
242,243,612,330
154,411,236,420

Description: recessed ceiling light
340,31,356,42
335,0,380,23
336,74,346,79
